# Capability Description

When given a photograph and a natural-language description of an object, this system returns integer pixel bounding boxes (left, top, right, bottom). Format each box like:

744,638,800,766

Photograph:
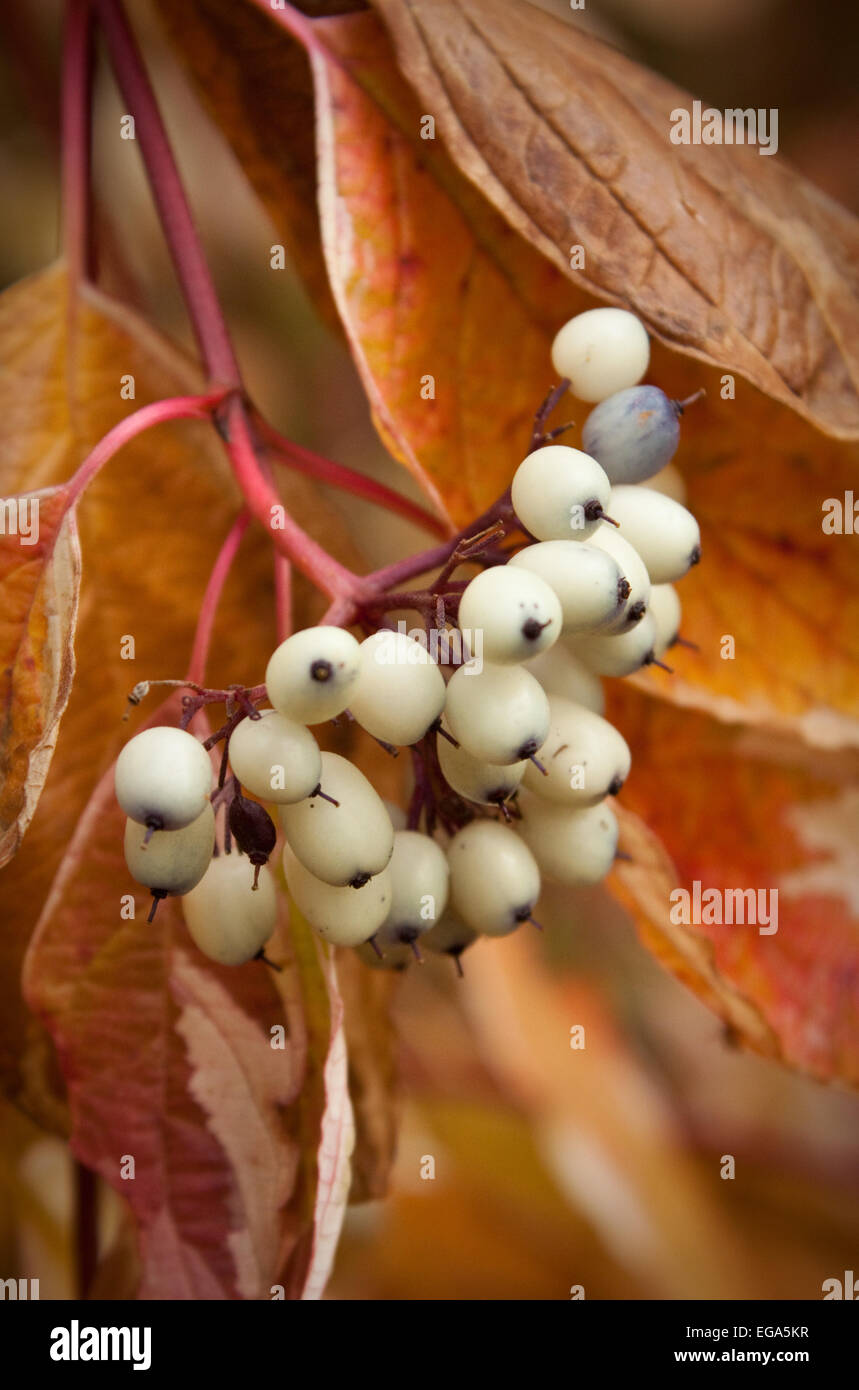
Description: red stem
254,414,450,540
95,0,241,386
224,398,360,602
358,491,516,596
186,511,251,687
64,389,231,511
95,0,368,606
61,0,94,284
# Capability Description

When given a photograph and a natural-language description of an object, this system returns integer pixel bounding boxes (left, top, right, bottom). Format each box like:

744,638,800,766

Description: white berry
182,853,278,965
585,524,651,631
572,612,660,677
115,726,212,830
551,308,650,403
377,830,450,946
517,793,618,885
457,566,561,664
522,695,631,805
347,630,446,746
279,751,394,887
649,584,682,656
509,540,627,633
511,445,612,541
605,486,701,583
283,844,391,947
437,719,526,806
227,709,321,803
265,625,361,724
444,661,550,765
448,820,540,936
123,803,215,900
524,643,604,714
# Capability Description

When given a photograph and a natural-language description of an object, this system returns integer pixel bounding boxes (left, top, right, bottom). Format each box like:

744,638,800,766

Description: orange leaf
618,368,859,733
307,9,581,524
0,485,80,869
608,690,859,1086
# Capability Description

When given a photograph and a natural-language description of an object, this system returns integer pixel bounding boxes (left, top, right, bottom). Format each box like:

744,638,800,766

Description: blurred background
1,0,858,1299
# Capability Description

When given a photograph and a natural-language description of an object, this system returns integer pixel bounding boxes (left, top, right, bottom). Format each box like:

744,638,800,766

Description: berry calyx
227,790,277,887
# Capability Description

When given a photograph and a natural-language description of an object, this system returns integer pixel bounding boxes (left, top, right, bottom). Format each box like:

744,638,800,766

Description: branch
186,510,251,687
224,399,360,603
64,389,232,510
94,0,241,386
254,414,451,540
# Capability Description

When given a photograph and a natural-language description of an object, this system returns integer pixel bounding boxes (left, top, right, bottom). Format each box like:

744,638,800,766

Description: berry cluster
117,307,701,975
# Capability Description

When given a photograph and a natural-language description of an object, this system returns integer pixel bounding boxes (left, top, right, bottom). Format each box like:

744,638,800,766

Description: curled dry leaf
371,0,859,436
0,485,80,870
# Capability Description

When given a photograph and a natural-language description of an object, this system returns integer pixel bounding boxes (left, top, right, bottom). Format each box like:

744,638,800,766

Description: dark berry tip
608,775,625,796
516,738,540,760
310,659,334,682
617,577,632,603
350,871,372,889
689,545,702,566
522,617,551,642
626,600,646,626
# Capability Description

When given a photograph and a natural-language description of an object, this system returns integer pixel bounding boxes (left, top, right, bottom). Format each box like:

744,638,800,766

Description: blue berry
581,385,680,484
